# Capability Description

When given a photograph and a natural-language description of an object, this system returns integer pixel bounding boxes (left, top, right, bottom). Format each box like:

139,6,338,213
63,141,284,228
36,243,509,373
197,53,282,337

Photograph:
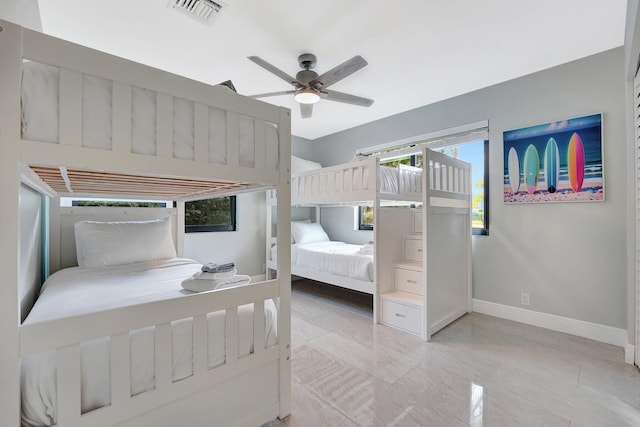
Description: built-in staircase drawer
394,268,423,295
381,298,421,335
403,237,423,262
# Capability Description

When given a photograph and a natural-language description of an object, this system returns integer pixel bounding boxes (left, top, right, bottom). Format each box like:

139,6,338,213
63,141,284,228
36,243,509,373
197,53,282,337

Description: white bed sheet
272,241,373,282
20,61,279,170
21,258,277,427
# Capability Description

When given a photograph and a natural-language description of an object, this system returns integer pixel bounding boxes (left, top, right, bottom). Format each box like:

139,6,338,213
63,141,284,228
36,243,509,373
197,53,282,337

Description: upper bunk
0,20,291,202
270,155,422,207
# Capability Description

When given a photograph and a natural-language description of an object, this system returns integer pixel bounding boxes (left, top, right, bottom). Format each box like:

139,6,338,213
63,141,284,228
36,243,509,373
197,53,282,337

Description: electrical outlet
521,292,530,306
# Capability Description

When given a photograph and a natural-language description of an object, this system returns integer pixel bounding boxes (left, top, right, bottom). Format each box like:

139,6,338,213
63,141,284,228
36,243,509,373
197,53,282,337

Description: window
358,206,374,230
354,121,490,236
185,196,236,233
436,140,489,235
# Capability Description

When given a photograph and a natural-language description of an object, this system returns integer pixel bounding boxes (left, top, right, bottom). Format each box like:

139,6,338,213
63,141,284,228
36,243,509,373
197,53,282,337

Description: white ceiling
37,0,627,140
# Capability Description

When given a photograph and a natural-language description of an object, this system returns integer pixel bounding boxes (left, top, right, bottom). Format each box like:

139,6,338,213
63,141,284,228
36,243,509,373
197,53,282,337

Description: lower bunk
19,218,286,427
267,221,375,296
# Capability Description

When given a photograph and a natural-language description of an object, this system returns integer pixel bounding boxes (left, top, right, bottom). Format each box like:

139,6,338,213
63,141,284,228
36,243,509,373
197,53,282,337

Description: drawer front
382,299,421,335
404,238,423,262
412,211,423,234
394,268,423,295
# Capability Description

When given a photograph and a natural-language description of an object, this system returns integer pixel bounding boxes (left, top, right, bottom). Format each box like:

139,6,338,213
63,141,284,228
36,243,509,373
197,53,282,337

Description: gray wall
292,135,313,158
308,48,629,330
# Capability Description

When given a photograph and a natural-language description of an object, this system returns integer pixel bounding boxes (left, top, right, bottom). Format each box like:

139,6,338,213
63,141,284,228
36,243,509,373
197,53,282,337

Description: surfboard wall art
503,113,603,204
544,137,560,193
507,147,520,194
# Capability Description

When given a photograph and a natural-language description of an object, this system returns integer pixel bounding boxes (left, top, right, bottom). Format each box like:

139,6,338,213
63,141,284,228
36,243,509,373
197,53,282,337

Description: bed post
276,107,292,419
0,20,24,426
175,200,185,257
373,157,381,324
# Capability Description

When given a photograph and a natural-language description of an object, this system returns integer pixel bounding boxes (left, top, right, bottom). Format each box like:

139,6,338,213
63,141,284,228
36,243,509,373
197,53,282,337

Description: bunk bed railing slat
155,323,173,390
226,112,240,167
112,82,132,153
156,93,173,159
194,103,209,163
253,300,266,355
193,313,208,376
110,332,132,407
57,344,82,426
255,120,267,170
59,68,83,147
225,306,239,365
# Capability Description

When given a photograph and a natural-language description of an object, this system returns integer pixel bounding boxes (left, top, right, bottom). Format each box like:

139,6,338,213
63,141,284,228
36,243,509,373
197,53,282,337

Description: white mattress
21,258,277,427
272,241,374,282
20,61,279,170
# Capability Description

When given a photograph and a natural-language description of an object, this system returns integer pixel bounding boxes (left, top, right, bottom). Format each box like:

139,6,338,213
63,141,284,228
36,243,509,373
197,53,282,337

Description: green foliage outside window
185,196,236,232
73,200,165,207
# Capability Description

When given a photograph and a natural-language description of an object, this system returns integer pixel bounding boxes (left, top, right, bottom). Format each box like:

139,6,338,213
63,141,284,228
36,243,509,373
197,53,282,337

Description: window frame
358,206,373,230
185,195,237,233
354,139,490,236
473,139,490,236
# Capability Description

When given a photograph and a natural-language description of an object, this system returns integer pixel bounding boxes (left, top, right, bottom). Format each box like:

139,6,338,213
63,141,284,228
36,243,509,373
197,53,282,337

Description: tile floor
264,279,640,427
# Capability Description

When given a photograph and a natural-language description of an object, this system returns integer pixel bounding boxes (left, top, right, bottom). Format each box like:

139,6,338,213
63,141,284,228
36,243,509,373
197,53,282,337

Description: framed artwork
503,113,603,203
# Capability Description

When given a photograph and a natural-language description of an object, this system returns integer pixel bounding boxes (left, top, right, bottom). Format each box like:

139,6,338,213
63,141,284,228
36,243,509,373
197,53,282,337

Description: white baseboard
472,299,627,349
625,344,635,365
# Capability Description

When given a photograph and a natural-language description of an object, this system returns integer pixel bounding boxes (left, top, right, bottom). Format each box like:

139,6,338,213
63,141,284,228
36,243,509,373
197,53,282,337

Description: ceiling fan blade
320,89,374,107
248,90,295,99
300,103,313,119
310,55,368,89
247,56,300,87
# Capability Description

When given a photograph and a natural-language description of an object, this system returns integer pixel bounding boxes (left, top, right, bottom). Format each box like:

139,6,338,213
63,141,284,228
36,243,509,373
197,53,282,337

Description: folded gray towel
201,262,235,273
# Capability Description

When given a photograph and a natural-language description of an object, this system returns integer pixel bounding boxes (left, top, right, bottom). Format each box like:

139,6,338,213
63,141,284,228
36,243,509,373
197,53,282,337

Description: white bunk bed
267,150,471,340
377,148,472,341
267,155,422,320
0,20,291,427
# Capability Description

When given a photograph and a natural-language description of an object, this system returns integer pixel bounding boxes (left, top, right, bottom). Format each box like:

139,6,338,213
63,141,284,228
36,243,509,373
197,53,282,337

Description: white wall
184,191,266,276
308,48,629,332
0,0,42,31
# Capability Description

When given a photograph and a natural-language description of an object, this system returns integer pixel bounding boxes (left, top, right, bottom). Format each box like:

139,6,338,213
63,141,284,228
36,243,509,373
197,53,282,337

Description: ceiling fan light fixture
294,88,320,104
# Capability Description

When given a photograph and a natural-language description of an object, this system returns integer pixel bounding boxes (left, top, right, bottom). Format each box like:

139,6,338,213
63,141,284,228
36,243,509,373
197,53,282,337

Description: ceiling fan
247,53,374,119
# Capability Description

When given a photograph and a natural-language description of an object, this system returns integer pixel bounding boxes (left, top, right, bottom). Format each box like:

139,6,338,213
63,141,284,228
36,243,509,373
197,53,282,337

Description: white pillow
291,222,330,244
291,155,322,174
291,219,311,243
74,218,177,268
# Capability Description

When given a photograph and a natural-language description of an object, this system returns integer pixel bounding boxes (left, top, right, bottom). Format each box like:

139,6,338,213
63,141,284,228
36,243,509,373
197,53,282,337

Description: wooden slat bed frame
0,19,292,427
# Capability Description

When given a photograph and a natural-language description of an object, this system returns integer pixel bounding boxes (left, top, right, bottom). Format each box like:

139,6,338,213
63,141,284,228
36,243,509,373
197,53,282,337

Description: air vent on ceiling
168,0,227,25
